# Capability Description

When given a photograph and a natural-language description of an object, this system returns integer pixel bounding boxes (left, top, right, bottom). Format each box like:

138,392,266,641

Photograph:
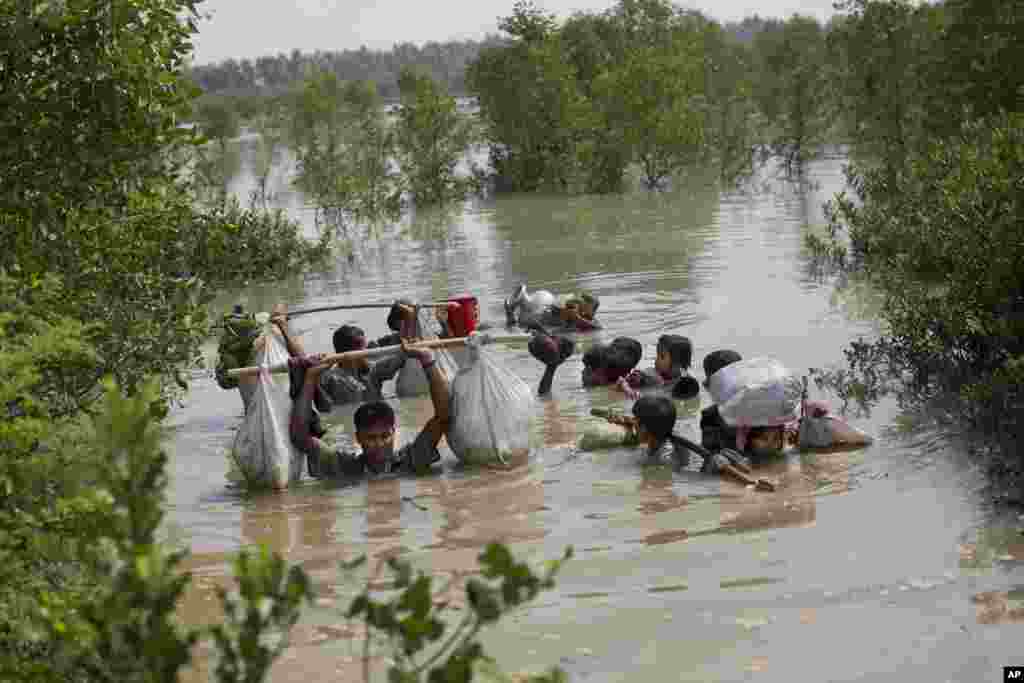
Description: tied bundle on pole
395,304,459,397
447,333,535,467
227,314,305,490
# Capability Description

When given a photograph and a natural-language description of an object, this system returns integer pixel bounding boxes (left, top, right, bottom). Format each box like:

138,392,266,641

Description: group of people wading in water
231,283,871,487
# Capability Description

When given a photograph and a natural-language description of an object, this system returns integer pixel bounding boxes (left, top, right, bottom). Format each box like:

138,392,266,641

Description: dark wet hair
658,335,693,370
584,340,640,383
610,337,642,368
671,376,701,400
333,324,366,353
703,349,742,380
353,401,396,432
529,332,575,366
386,298,414,332
632,396,677,440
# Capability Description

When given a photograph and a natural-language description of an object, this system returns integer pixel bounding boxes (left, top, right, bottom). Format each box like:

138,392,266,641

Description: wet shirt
318,355,405,405
306,427,441,479
643,438,691,469
700,405,739,453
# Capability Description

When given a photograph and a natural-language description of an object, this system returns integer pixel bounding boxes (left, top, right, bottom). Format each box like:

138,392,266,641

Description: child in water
595,397,777,490
615,334,700,400
699,349,872,457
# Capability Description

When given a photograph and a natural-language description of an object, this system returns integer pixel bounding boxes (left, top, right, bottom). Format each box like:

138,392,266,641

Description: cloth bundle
707,357,804,428
395,305,459,397
229,317,305,489
447,333,535,465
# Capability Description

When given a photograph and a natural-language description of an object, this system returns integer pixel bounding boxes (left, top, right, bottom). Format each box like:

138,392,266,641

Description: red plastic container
447,295,479,336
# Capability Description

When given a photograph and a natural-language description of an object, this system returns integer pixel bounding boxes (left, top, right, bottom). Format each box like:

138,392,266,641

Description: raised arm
288,355,327,456
402,340,449,449
271,305,306,357
529,330,575,396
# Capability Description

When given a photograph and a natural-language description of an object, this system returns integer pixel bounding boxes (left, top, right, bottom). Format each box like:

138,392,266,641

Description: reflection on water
170,153,1024,682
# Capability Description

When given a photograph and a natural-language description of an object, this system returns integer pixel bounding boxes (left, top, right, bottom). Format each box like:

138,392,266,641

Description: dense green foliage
812,0,1024,499
287,70,401,227
752,16,830,169
466,0,812,192
0,0,329,678
395,67,476,205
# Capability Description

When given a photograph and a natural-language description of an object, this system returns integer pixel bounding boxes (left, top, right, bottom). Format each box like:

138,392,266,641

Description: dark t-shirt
319,354,405,406
700,405,739,453
306,427,441,479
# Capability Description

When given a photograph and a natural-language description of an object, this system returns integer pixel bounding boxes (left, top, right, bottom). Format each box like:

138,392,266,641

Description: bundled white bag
228,316,304,489
447,334,535,465
707,357,804,428
395,307,458,397
522,288,556,317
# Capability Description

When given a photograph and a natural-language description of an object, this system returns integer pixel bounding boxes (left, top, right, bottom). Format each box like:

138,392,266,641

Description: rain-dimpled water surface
169,142,1024,682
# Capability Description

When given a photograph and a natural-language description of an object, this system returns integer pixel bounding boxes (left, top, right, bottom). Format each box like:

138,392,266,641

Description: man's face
578,301,596,320
655,349,672,375
356,426,397,465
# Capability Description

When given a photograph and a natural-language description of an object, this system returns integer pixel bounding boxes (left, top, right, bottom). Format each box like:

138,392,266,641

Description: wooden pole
226,333,531,379
286,301,455,318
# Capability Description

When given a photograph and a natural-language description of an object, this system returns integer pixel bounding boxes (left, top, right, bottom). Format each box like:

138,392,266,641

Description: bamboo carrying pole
285,301,455,318
226,333,532,380
589,408,777,491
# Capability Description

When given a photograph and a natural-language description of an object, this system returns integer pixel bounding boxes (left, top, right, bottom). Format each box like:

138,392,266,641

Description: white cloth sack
447,335,535,465
522,288,556,317
395,307,459,397
708,357,803,428
229,318,304,489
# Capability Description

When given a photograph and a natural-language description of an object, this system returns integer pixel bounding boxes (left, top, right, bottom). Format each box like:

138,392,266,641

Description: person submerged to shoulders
506,284,602,332
615,334,701,401
319,324,407,406
595,397,778,490
290,340,448,479
697,349,873,457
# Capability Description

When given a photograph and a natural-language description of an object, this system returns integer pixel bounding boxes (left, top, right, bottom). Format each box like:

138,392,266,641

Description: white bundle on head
447,332,535,466
229,316,304,489
395,306,459,397
708,357,804,428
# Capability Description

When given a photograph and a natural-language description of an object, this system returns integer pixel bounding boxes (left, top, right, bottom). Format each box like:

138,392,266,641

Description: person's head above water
702,349,742,388
632,395,677,446
657,335,693,373
353,400,397,465
582,338,641,386
610,337,642,367
333,324,370,369
333,325,367,353
561,291,600,322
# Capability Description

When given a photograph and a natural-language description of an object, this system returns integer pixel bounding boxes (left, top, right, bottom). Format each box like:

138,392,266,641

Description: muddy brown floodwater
167,148,1024,682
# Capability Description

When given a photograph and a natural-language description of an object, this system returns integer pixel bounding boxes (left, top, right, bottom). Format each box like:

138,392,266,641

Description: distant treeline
186,16,775,101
